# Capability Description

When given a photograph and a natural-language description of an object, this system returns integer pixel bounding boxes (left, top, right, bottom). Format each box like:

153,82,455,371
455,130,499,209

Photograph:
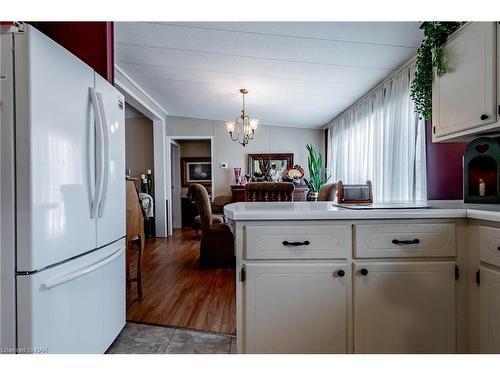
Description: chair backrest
188,183,213,232
126,178,145,242
245,182,295,202
211,195,232,214
317,183,338,201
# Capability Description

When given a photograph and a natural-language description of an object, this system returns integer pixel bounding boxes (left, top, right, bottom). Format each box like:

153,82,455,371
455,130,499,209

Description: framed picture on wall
181,157,212,187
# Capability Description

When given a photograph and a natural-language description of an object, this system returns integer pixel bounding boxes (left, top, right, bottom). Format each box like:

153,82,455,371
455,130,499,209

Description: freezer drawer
16,239,125,354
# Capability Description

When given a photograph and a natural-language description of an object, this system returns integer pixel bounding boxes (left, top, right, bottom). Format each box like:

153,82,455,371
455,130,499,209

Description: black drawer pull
497,246,500,252
360,268,368,276
481,114,489,120
392,239,420,245
282,240,310,246
337,270,345,277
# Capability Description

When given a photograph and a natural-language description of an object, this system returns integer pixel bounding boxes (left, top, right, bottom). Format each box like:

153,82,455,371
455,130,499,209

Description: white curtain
327,62,427,201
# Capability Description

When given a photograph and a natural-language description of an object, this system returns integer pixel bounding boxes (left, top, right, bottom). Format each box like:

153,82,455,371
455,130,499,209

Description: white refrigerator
0,24,126,353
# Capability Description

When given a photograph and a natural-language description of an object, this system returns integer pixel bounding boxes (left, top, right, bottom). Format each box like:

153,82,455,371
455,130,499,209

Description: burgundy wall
28,22,114,83
425,121,467,200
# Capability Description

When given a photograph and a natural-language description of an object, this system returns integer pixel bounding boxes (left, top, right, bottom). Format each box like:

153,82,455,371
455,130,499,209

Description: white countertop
224,200,500,222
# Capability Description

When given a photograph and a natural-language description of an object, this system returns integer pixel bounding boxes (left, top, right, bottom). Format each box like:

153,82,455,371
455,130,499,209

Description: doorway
127,135,235,335
166,136,214,235
170,142,182,229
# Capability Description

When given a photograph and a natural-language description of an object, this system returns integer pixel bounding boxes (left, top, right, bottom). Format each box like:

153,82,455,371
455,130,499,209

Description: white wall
166,116,325,196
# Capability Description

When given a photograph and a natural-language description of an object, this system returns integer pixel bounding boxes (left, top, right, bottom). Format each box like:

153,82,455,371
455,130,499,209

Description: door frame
165,136,215,236
114,66,168,237
170,141,182,229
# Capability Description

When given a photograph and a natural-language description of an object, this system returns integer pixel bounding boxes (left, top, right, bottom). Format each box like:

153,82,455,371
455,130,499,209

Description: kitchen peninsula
224,201,500,354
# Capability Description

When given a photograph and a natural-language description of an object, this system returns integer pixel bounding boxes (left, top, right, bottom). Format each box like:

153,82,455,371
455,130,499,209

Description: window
326,62,426,201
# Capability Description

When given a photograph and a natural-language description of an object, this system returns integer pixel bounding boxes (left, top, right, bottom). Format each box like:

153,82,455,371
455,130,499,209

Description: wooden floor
126,229,236,335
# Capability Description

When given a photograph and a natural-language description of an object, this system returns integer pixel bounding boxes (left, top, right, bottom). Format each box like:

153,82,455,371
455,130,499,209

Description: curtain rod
323,54,417,130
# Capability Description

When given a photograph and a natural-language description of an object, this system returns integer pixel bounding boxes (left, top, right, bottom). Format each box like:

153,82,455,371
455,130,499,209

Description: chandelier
225,89,259,147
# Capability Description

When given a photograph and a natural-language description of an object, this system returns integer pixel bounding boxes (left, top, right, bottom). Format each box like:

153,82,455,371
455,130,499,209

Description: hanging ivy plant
410,22,461,120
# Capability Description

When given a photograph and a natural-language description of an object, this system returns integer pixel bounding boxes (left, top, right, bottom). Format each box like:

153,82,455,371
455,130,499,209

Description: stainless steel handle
89,88,104,219
40,248,123,291
96,92,110,218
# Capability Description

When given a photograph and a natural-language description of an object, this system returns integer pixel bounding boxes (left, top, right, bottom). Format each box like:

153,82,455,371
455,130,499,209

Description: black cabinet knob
337,270,345,277
497,246,500,252
481,114,489,120
360,268,368,276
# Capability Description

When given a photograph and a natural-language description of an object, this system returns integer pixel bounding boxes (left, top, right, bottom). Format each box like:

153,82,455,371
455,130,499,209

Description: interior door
353,261,456,353
15,25,97,272
244,262,347,353
95,74,126,247
480,266,500,353
171,143,182,229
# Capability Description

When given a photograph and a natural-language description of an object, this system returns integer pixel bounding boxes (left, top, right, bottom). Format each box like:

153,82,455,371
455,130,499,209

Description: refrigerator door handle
89,87,105,219
96,92,109,218
40,247,124,291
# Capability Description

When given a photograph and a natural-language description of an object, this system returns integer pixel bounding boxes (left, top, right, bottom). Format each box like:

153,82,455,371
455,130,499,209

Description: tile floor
106,322,236,354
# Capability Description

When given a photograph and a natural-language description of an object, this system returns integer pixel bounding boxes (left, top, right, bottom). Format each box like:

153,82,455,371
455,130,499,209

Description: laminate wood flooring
126,229,236,335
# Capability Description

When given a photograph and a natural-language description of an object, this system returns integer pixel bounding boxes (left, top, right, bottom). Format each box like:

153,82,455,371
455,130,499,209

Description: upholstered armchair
188,184,235,269
317,183,338,201
245,182,295,202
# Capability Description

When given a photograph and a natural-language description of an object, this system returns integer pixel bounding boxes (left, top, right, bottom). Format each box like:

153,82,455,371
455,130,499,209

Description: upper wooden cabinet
432,22,498,142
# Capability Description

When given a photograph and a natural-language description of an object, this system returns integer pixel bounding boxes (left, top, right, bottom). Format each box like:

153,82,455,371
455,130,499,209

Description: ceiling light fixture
225,88,258,147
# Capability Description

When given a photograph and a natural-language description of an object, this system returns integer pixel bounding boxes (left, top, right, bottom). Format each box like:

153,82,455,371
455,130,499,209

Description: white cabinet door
353,261,456,353
432,22,497,140
244,262,347,353
480,266,500,353
15,25,97,271
94,74,126,247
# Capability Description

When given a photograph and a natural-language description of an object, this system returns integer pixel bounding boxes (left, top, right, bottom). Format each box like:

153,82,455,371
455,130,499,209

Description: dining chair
189,184,235,268
125,178,145,299
245,182,295,202
317,183,338,201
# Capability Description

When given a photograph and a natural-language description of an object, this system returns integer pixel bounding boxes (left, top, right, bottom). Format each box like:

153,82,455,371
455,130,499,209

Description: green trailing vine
410,22,461,120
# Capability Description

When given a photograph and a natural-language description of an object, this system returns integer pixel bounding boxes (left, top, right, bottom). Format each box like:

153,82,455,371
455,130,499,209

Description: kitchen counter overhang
224,201,500,222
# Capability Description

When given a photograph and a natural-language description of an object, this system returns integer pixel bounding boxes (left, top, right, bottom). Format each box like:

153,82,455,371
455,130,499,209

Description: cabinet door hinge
240,266,246,282
455,265,459,280
476,269,481,286
433,126,436,135
497,104,500,116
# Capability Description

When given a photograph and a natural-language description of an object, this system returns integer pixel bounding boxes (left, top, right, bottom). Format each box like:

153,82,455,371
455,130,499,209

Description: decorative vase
309,191,319,201
234,167,242,185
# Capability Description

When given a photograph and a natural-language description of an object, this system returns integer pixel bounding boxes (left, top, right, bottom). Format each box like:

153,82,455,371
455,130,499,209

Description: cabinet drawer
479,226,500,267
354,223,456,258
244,224,350,260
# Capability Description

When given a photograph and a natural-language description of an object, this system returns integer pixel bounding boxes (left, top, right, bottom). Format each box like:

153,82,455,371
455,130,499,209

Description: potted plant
305,144,330,200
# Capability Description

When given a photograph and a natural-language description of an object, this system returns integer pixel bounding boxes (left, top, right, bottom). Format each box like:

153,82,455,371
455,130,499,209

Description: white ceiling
115,22,423,129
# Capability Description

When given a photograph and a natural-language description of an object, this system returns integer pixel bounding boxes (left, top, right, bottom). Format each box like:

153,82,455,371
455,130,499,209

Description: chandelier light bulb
249,119,259,130
225,121,235,133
